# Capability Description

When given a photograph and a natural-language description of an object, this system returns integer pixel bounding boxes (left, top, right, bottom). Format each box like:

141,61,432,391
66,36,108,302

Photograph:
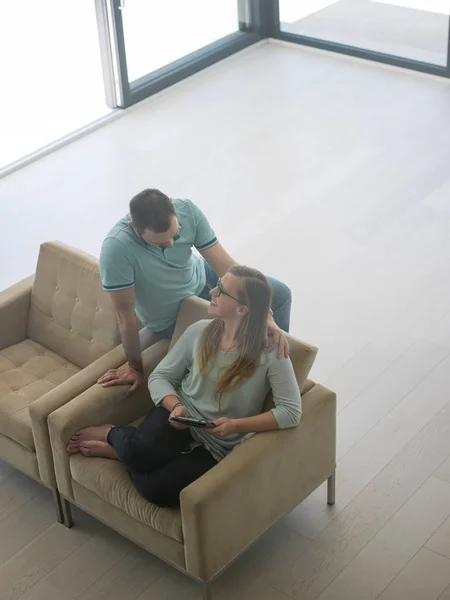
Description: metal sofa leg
52,489,63,523
203,582,212,600
61,497,74,528
327,470,336,506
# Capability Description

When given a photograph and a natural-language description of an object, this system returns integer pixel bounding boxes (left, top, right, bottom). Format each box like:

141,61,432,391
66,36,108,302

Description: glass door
96,0,261,108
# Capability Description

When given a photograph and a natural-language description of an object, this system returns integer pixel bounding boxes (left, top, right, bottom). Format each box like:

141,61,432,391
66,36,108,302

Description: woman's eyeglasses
214,278,241,303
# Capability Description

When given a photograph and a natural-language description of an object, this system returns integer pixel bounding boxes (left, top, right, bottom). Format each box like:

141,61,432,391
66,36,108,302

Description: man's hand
169,404,189,430
266,319,290,359
207,417,236,439
97,364,143,395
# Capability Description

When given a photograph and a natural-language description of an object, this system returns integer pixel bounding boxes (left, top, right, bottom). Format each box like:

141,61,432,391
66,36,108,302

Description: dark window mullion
245,0,280,38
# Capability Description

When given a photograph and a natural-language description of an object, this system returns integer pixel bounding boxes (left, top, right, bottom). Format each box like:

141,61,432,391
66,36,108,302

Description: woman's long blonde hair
198,265,272,404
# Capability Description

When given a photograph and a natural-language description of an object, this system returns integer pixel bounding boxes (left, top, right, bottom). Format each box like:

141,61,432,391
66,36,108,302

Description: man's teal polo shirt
99,199,218,332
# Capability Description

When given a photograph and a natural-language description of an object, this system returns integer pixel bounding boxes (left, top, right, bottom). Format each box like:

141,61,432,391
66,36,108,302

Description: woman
68,266,302,508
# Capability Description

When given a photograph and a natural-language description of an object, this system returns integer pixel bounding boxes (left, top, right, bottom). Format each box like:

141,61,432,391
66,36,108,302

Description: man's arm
199,243,236,277
110,287,142,370
97,287,144,393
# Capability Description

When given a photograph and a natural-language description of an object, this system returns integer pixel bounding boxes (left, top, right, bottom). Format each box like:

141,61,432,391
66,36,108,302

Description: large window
97,0,258,108
277,0,450,74
1,1,259,174
2,1,450,175
0,0,109,169
122,1,239,83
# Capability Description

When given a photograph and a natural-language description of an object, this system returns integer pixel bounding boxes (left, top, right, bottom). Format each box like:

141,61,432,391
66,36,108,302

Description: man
98,189,292,393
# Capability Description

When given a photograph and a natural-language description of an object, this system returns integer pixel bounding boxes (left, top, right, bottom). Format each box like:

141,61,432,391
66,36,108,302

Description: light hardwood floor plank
282,348,450,540
336,339,450,458
0,471,44,524
424,309,450,348
136,569,201,600
324,334,415,414
317,476,450,600
195,525,311,600
377,548,450,600
0,490,54,565
435,456,450,485
426,516,450,560
76,548,164,600
439,583,450,600
0,521,92,600
270,399,450,600
258,587,294,600
18,525,138,600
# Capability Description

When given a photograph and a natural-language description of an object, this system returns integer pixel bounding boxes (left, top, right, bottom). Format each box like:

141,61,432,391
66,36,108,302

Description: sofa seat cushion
0,339,80,451
69,453,183,543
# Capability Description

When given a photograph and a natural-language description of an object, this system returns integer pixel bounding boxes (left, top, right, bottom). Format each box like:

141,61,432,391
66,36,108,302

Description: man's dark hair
129,189,175,233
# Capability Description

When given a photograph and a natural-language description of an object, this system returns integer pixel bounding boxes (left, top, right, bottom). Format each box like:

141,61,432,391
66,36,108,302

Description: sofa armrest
180,383,336,581
30,343,128,488
47,340,169,499
0,275,34,351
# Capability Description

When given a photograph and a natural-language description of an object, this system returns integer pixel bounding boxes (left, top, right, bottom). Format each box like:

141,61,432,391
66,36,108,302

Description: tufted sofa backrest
27,242,120,368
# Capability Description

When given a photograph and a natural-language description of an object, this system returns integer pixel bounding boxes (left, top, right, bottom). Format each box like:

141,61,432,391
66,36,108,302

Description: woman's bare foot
67,438,81,454
79,440,119,460
68,424,114,447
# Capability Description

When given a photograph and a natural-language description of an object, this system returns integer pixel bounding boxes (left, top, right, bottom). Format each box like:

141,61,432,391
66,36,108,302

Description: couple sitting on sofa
67,189,302,508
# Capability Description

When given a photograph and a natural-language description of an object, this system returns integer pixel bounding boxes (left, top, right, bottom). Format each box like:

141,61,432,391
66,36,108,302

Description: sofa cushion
27,241,119,369
0,339,79,451
69,453,183,543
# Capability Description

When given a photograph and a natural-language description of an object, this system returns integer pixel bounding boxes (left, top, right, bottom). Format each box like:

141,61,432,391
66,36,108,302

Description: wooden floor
1,40,450,599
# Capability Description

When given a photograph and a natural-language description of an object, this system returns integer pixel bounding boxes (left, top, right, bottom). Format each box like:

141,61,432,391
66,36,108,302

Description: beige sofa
0,241,131,521
48,296,336,599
